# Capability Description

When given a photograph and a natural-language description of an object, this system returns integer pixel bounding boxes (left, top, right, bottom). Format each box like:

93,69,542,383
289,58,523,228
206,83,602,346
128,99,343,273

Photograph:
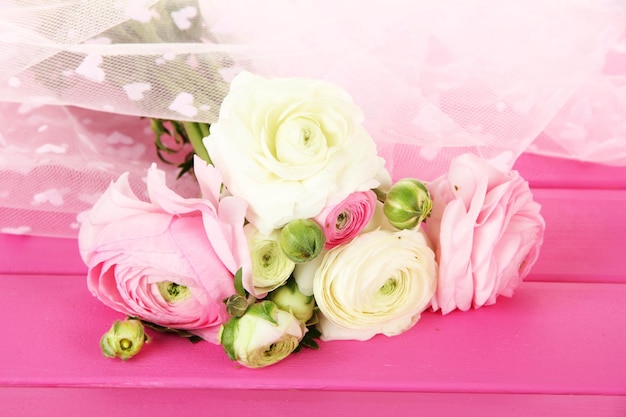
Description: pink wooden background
1,153,625,416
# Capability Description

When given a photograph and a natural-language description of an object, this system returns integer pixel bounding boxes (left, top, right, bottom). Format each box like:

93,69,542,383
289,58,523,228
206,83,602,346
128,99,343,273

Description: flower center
157,281,191,303
335,211,350,230
274,117,327,165
264,343,278,356
119,338,133,350
378,278,397,296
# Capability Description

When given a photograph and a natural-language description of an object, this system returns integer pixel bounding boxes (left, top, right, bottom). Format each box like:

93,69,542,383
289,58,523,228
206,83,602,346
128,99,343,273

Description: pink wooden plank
1,388,624,417
528,188,626,282
1,275,624,401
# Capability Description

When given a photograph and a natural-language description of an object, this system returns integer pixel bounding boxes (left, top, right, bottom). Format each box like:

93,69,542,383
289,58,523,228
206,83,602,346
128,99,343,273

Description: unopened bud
100,319,147,361
279,219,326,263
383,178,432,230
269,279,316,323
223,294,250,318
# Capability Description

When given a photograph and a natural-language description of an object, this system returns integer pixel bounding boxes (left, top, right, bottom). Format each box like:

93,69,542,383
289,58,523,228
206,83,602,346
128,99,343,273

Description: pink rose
79,157,250,343
313,190,377,249
425,153,545,314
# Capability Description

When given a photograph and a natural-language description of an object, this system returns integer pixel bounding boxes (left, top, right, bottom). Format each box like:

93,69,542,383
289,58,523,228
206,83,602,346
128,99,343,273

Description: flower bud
269,279,316,323
279,219,326,263
383,178,432,230
223,294,250,318
219,301,304,368
100,319,147,360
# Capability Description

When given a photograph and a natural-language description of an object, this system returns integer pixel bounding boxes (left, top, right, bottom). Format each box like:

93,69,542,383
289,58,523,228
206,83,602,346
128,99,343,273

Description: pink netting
1,0,625,237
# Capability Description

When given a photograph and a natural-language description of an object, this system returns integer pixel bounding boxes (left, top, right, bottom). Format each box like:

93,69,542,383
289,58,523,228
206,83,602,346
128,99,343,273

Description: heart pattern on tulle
0,226,32,234
171,6,197,30
169,92,197,117
31,189,66,207
105,132,135,145
75,55,105,83
123,83,152,101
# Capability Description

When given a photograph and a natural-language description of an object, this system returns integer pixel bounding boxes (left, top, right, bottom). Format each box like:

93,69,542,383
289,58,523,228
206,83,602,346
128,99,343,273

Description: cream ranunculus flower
205,71,385,234
244,223,295,296
219,301,304,368
313,229,437,341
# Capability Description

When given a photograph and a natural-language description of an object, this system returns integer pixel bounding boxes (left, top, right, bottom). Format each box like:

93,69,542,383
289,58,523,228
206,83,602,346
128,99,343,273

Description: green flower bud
100,319,147,361
223,294,250,318
269,279,316,323
219,301,304,368
383,178,432,230
279,219,326,263
246,225,296,293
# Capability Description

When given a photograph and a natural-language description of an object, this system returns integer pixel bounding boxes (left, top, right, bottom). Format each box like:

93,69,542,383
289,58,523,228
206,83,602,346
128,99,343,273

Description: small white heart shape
169,92,197,117
105,131,134,145
76,54,105,83
171,6,197,30
123,82,152,100
0,226,32,235
31,189,65,207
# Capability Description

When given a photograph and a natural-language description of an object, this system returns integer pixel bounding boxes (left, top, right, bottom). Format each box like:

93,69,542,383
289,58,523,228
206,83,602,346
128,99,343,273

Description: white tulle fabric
0,0,624,237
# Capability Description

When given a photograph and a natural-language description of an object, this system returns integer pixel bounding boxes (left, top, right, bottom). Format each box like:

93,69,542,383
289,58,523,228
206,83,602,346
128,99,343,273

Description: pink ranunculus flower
425,153,545,315
313,190,377,249
78,157,250,343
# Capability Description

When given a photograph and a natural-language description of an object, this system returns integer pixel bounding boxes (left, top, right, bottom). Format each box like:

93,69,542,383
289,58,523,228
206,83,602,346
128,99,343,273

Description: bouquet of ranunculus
79,72,545,368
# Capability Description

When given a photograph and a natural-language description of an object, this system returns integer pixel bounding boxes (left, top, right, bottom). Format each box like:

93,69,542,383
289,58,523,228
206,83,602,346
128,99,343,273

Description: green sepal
246,301,278,325
219,318,239,361
100,335,116,358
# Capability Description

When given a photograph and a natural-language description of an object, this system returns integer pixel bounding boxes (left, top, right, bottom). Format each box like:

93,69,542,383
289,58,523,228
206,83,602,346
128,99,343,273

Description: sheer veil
1,0,625,237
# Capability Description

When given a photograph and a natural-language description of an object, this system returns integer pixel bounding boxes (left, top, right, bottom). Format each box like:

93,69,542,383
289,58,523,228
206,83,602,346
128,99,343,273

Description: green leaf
176,151,195,179
234,268,246,296
171,121,189,145
198,122,211,138
300,338,319,350
150,118,170,137
294,326,322,353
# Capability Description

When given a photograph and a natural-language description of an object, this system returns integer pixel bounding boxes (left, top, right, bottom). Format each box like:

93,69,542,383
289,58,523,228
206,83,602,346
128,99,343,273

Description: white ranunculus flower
205,71,385,234
313,229,437,341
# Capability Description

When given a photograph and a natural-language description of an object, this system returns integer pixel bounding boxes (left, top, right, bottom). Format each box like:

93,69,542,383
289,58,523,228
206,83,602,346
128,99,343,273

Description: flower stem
183,121,212,164
373,188,387,203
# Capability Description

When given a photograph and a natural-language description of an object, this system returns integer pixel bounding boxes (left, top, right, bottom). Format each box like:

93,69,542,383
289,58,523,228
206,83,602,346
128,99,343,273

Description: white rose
205,72,385,234
313,229,437,341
